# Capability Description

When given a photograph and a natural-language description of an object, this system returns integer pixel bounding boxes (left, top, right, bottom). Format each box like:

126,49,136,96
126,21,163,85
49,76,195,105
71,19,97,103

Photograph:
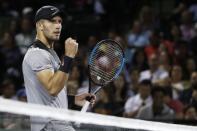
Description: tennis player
22,5,95,131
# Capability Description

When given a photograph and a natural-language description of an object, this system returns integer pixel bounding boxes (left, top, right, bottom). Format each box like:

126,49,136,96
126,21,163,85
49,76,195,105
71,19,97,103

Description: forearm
47,56,73,96
47,71,69,96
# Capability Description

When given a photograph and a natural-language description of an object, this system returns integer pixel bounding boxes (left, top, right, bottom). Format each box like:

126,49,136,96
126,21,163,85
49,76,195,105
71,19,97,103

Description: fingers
64,37,78,58
87,94,96,107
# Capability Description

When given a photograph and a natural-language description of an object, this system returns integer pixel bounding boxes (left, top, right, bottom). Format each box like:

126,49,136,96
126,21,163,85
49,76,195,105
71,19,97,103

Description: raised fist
64,37,78,58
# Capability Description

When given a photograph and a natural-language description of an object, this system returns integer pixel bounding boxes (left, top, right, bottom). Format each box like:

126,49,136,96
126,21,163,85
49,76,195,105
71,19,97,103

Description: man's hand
65,37,78,58
75,93,96,107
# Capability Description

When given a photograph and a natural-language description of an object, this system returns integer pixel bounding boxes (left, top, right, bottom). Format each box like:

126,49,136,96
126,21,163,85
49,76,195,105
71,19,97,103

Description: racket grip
75,101,90,127
81,101,90,112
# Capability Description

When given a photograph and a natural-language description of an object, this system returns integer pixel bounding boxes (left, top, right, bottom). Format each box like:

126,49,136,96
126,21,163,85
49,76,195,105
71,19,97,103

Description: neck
36,34,54,49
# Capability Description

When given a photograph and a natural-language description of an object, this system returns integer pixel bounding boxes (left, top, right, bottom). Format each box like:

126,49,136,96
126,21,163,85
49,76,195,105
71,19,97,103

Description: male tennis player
22,5,95,131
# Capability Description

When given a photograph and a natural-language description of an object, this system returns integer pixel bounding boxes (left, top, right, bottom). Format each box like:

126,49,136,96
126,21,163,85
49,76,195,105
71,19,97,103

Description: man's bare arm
36,38,78,96
36,69,69,96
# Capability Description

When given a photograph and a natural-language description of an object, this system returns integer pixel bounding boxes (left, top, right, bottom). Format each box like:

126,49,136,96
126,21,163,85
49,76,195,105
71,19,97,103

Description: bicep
36,69,54,90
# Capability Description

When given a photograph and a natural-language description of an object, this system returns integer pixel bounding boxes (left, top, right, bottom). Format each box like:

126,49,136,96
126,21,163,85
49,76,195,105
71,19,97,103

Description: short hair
140,79,152,86
151,86,166,97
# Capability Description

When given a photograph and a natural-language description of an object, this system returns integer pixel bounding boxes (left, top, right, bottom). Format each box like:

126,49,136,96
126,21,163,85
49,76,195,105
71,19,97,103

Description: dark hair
151,86,166,97
140,79,152,86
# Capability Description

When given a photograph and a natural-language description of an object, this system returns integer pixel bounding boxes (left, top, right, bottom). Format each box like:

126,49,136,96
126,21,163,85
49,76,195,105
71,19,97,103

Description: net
0,98,196,131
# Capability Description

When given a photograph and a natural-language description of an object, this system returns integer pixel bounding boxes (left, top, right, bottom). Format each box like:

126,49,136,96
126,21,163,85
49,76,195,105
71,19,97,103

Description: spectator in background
139,53,169,85
137,87,175,120
190,23,197,57
183,57,196,80
0,31,23,71
124,80,152,118
169,24,182,43
144,30,160,58
173,40,190,66
189,1,197,22
92,88,112,115
163,90,184,119
171,65,187,100
94,0,106,15
116,34,134,69
16,88,27,102
15,17,35,55
126,20,149,48
112,74,128,103
129,48,148,71
127,68,140,98
109,74,128,116
180,10,196,42
158,51,172,72
180,71,197,105
0,85,29,130
8,19,19,36
171,2,187,25
0,79,16,100
0,31,23,87
159,24,181,58
189,86,197,109
184,105,197,120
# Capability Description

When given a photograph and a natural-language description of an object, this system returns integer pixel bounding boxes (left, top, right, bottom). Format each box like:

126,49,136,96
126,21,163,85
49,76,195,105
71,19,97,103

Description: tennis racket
81,39,125,112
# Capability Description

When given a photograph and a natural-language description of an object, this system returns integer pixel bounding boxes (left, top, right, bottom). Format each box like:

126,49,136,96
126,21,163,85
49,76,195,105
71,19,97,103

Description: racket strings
92,62,120,77
91,52,121,76
90,66,114,82
89,43,123,85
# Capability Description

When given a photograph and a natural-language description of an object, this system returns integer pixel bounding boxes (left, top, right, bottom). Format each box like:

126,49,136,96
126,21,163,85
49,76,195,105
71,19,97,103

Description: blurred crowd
1,0,197,129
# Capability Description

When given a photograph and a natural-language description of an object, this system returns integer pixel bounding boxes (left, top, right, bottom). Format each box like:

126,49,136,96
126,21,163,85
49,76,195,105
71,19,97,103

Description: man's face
148,54,158,70
191,72,197,86
139,85,151,99
41,16,62,41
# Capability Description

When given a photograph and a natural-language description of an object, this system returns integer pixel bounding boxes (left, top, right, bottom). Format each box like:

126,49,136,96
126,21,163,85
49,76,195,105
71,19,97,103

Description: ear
36,21,44,31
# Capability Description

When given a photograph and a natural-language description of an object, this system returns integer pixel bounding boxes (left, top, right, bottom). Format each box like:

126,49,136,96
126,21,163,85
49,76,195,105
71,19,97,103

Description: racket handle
75,101,90,127
81,101,90,112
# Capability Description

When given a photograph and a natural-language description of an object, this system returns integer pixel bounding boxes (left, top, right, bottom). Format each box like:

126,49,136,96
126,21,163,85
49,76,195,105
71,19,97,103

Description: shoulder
126,94,139,103
23,47,51,64
25,47,49,58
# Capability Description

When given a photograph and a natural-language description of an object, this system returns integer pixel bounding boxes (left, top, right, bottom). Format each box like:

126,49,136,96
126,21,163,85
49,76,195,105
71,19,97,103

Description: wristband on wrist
59,56,73,73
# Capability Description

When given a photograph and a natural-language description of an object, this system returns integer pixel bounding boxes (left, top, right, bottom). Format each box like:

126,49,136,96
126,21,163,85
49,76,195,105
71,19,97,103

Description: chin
52,37,60,41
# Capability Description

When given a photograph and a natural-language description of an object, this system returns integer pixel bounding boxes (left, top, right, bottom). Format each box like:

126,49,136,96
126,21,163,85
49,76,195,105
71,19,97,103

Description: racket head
88,39,125,86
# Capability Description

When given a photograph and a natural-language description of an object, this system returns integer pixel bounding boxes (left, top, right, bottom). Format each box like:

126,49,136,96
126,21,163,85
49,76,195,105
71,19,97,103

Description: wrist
59,56,73,73
65,53,75,58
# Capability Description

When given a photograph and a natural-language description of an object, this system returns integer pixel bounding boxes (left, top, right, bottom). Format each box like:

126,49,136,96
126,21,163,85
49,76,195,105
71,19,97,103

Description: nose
55,23,62,30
